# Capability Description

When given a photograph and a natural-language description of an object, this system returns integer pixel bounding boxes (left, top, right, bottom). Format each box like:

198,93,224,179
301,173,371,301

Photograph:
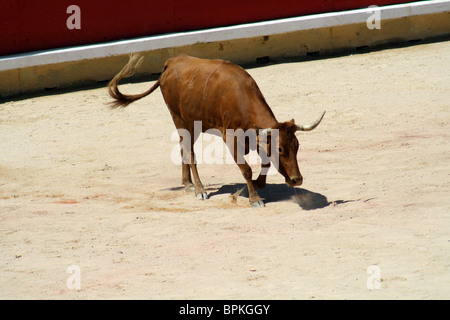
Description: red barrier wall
0,0,412,57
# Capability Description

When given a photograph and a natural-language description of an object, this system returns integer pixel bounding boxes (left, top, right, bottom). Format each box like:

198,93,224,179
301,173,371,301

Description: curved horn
296,111,326,131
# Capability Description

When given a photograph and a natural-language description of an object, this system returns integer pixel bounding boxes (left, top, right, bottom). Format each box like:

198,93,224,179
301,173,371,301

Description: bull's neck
253,104,279,129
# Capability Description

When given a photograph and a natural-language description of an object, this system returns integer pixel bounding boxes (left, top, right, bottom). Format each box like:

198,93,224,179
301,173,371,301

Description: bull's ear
259,128,272,138
254,124,272,137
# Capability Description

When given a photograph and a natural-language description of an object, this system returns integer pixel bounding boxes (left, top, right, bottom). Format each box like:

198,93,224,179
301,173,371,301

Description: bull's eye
278,147,284,154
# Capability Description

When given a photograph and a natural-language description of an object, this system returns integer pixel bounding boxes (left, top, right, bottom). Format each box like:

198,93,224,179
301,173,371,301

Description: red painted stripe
0,0,412,56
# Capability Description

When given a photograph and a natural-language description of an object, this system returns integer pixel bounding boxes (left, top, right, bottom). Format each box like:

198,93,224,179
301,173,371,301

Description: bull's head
258,111,325,187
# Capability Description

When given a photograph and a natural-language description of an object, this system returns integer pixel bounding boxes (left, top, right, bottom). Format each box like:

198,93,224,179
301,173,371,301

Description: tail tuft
108,54,156,109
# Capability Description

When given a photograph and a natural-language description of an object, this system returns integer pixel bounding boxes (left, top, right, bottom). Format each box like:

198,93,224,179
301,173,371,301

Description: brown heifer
108,54,325,207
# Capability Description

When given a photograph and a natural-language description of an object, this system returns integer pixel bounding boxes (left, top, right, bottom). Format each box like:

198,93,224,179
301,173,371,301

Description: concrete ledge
1,0,449,98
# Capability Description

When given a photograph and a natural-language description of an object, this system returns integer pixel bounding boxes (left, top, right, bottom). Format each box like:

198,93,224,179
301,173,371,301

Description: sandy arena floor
1,40,449,299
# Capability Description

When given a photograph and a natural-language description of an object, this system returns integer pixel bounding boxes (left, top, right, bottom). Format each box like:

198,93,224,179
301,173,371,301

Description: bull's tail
108,54,160,109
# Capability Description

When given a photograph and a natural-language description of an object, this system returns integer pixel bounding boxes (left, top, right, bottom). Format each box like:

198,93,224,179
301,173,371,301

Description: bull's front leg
226,134,264,207
253,162,270,190
237,162,265,208
252,143,272,190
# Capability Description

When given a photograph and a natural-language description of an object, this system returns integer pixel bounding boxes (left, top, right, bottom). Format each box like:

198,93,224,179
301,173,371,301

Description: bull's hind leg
171,115,203,197
189,147,208,200
180,137,194,192
180,129,207,200
171,113,207,200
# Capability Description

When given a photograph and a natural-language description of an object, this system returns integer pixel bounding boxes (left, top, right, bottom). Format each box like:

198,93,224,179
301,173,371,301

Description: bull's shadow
208,183,330,210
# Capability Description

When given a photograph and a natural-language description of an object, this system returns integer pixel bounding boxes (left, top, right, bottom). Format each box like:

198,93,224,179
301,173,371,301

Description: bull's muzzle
287,175,303,187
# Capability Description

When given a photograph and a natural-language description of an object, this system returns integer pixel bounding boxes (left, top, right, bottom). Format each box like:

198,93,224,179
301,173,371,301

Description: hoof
196,192,208,200
184,184,195,193
250,200,265,208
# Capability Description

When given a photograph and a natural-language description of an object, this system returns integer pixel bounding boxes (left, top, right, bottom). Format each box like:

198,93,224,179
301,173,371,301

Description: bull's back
159,55,270,130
